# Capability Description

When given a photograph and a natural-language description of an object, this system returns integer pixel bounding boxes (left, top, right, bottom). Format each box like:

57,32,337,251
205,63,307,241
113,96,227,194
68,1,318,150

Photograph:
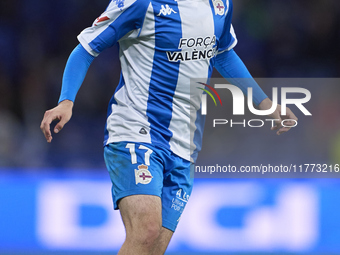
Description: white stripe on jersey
106,3,155,144
168,0,215,160
228,25,238,50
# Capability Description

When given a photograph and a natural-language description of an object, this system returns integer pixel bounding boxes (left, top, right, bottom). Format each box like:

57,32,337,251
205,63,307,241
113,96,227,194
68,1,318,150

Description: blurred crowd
0,0,339,170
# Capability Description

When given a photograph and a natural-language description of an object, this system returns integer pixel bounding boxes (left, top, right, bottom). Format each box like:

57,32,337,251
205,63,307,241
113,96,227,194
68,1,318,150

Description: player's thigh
118,195,162,237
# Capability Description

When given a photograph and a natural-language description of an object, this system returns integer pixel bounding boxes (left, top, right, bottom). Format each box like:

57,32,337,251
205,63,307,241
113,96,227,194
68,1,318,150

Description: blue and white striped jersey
78,0,237,162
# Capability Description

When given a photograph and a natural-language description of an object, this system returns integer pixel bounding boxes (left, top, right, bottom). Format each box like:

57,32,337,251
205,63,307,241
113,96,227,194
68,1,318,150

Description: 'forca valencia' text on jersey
78,0,237,162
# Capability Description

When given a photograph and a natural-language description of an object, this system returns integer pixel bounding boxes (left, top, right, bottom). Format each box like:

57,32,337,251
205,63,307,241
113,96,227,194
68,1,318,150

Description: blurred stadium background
1,0,340,254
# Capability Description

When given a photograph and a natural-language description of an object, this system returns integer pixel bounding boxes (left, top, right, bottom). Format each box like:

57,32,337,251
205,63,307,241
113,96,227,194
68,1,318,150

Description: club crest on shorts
213,0,225,16
135,164,153,185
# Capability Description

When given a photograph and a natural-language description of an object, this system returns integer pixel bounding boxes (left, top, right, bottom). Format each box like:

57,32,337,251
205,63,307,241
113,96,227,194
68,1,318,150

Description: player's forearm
58,44,95,104
215,49,267,106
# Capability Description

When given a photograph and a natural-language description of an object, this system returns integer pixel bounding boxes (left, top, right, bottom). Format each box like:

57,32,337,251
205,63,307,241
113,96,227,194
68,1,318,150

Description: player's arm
40,44,95,142
214,49,297,135
41,0,150,142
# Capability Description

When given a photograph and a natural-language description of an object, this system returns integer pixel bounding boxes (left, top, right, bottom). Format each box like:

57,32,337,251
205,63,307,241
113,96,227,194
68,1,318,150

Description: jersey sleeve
218,0,238,53
78,0,150,56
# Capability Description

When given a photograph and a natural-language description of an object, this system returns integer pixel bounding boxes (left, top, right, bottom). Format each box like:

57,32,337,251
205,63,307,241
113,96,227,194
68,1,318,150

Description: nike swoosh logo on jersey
157,4,177,16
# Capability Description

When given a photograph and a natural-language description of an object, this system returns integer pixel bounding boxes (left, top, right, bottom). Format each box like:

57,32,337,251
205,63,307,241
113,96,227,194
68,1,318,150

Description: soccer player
40,0,297,254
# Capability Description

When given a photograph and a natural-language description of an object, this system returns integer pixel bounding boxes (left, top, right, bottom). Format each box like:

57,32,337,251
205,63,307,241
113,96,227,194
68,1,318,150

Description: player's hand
258,98,298,135
40,100,73,143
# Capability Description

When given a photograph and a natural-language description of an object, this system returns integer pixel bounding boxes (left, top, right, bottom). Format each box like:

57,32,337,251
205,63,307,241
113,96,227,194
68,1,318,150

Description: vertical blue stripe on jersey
104,72,125,145
191,106,207,162
146,1,182,149
192,3,224,161
223,0,236,51
191,67,213,162
213,0,235,52
209,0,229,51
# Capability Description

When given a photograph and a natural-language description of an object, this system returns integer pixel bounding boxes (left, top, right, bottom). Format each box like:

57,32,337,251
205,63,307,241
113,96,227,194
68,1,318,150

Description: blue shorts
104,142,194,232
